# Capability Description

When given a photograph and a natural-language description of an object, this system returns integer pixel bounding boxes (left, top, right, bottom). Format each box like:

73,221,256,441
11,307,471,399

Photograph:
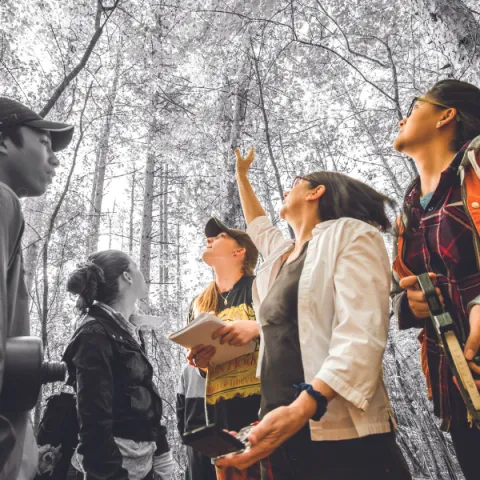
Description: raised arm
235,147,266,225
235,147,288,258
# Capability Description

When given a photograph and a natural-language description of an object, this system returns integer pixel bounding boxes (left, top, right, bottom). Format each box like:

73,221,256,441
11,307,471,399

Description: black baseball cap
205,217,259,274
0,97,74,152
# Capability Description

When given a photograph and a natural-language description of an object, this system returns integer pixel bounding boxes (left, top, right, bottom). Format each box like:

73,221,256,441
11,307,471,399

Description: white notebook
168,312,255,365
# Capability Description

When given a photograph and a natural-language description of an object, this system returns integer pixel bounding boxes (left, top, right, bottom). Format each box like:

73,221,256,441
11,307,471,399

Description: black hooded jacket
63,304,168,480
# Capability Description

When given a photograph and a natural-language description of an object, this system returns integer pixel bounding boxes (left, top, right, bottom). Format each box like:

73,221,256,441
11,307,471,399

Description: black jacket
63,305,168,480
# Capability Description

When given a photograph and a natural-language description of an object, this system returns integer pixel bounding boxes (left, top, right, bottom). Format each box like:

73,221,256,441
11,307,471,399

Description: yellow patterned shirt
189,275,260,431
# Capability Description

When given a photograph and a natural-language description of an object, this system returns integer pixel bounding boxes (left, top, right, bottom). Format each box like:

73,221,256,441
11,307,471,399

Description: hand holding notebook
168,312,256,365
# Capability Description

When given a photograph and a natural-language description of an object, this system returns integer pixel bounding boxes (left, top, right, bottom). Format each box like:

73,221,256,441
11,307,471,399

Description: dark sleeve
0,187,23,471
176,371,186,437
390,234,425,330
71,328,129,480
186,298,207,378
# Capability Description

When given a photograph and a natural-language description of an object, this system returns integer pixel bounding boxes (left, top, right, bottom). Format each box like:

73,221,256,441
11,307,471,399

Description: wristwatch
293,383,328,421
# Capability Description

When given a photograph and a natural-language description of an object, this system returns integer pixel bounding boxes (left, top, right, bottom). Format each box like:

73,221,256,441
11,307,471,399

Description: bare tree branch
40,0,121,117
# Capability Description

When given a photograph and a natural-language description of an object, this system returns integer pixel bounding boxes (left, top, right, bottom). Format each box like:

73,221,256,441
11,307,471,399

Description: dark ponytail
67,250,131,313
305,171,395,232
428,79,480,151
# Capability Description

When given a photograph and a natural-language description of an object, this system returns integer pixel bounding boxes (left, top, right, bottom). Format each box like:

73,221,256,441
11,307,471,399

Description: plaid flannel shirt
391,145,480,425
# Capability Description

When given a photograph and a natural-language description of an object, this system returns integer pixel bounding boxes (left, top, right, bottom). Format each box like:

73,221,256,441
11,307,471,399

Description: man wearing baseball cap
0,97,74,479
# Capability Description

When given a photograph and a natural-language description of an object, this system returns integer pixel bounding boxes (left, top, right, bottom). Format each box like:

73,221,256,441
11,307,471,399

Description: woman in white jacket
216,148,411,480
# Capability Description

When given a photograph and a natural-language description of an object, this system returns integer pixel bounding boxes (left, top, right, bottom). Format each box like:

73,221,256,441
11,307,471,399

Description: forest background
2,0,480,478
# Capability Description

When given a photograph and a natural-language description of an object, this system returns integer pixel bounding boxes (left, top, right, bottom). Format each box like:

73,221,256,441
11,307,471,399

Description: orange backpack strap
459,137,480,269
464,168,480,240
392,216,414,279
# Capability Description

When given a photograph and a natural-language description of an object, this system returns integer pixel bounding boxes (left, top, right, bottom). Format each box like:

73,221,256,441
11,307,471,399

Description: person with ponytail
185,217,261,480
215,148,411,479
63,250,173,480
391,79,480,480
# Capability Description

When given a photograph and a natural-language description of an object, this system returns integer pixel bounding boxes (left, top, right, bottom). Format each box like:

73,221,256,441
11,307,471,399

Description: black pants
185,445,216,480
450,420,480,480
260,426,411,480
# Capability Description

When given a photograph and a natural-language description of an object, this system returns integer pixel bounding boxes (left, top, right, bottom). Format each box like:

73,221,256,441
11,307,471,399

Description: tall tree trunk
87,49,122,253
414,0,480,81
129,168,136,255
23,197,42,295
176,223,182,330
157,163,169,304
139,98,158,312
221,61,250,228
252,47,284,203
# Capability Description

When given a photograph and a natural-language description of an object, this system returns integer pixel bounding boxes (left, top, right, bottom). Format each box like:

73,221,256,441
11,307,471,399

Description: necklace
219,289,232,306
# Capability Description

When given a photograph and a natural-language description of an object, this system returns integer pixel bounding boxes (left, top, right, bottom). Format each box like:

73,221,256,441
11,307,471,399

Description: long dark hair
402,79,480,236
67,250,131,313
304,171,395,232
428,79,480,152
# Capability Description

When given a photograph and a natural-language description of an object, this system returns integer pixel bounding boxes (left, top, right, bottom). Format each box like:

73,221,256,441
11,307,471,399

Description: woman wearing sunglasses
216,148,411,479
391,79,480,480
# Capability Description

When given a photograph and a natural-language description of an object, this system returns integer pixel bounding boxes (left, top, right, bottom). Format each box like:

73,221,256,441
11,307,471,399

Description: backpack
34,318,96,479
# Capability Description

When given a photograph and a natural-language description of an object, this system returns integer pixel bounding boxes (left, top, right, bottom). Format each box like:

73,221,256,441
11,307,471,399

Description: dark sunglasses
406,96,453,118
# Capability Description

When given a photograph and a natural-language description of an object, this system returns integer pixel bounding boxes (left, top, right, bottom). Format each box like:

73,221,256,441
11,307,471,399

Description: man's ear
0,133,8,156
233,247,246,257
307,185,326,202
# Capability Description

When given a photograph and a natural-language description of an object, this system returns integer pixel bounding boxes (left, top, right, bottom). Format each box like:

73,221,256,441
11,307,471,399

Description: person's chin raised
201,250,212,264
392,135,405,153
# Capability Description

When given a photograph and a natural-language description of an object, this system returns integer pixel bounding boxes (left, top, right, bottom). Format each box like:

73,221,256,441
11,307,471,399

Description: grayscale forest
2,0,480,478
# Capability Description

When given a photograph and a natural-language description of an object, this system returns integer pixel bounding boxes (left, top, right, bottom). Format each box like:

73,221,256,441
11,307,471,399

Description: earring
437,121,441,127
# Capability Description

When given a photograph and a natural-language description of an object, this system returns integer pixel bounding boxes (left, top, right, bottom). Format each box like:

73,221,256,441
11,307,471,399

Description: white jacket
247,216,395,441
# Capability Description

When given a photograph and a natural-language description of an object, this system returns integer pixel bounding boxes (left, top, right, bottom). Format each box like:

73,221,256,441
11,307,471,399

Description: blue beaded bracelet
293,383,328,421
